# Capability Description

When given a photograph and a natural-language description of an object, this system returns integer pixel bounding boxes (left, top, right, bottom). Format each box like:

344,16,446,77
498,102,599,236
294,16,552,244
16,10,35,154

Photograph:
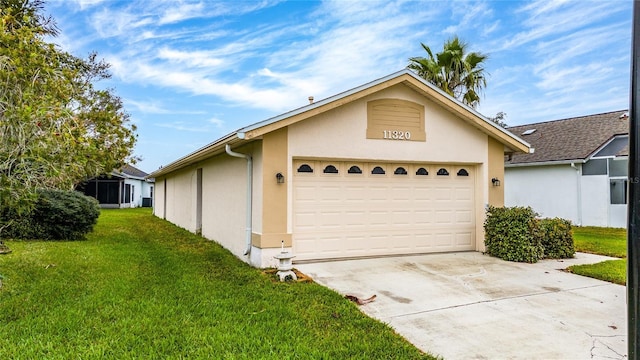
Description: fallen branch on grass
344,294,376,305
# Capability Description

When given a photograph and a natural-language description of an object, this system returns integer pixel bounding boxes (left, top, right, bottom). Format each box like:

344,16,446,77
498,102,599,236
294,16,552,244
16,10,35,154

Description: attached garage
292,160,475,261
149,70,530,268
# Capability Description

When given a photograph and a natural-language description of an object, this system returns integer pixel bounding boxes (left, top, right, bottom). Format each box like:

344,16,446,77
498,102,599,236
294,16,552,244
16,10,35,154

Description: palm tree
408,36,488,108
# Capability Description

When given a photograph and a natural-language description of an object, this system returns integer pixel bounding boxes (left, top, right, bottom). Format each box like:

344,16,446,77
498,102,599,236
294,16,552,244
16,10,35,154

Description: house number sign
382,130,411,140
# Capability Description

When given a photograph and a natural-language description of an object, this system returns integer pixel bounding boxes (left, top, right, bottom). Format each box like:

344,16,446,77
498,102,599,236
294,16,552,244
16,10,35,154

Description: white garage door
293,160,476,261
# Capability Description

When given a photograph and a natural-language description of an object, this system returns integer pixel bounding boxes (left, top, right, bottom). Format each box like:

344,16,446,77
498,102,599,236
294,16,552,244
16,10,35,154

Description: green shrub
539,217,575,259
2,189,100,240
484,206,544,263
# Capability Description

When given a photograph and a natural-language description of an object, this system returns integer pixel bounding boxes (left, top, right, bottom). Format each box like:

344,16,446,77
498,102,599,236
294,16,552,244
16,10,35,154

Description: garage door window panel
348,165,363,174
437,168,449,176
394,167,408,175
371,166,386,175
297,163,314,173
416,167,429,176
323,165,339,174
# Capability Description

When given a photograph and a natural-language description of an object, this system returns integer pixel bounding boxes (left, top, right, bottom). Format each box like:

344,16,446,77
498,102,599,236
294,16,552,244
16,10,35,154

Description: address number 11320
383,130,411,140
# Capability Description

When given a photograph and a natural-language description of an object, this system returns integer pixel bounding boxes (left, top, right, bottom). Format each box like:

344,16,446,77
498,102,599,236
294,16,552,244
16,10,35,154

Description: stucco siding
123,178,151,207
164,167,197,232
610,205,627,228
140,181,153,198
252,143,264,235
288,85,488,164
505,165,579,223
154,177,165,218
200,142,262,262
581,175,609,227
487,138,505,207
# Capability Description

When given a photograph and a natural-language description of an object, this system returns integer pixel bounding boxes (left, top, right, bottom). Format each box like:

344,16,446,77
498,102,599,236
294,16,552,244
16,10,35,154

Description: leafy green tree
0,0,137,246
408,36,488,108
488,111,508,128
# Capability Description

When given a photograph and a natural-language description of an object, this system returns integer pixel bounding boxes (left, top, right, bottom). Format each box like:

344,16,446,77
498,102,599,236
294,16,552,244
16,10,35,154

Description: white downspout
571,163,583,226
225,144,252,256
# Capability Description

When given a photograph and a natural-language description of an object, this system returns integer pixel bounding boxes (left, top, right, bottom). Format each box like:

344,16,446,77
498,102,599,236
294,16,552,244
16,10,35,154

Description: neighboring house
505,110,629,228
149,69,531,268
77,164,155,208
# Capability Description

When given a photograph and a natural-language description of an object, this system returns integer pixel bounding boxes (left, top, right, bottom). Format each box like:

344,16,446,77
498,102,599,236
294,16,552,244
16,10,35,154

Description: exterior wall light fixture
491,177,501,187
276,172,285,184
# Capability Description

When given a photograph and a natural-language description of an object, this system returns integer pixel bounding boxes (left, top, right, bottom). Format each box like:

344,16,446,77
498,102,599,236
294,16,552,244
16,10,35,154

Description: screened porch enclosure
79,175,134,208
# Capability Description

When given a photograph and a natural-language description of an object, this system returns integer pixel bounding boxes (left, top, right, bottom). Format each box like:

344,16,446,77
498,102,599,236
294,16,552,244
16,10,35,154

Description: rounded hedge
484,206,544,263
484,206,575,263
539,217,575,259
2,189,100,240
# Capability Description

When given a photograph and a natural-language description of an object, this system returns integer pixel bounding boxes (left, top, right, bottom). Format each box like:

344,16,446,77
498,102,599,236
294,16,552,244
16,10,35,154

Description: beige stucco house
148,70,531,268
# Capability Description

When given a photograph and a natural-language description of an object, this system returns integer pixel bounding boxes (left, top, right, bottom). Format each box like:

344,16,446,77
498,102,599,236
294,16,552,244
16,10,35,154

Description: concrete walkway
296,252,626,360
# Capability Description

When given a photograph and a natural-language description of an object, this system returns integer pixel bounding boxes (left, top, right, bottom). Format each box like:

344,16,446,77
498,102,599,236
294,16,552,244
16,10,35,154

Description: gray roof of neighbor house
506,110,629,166
114,164,150,180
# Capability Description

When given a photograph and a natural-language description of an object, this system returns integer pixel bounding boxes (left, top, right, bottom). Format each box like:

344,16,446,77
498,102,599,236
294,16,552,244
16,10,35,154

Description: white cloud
442,1,492,35
90,7,153,38
51,0,632,133
208,117,225,128
482,20,500,37
98,0,444,113
501,1,625,50
158,2,205,25
126,99,171,114
157,47,225,68
155,121,209,132
536,64,612,92
70,0,108,10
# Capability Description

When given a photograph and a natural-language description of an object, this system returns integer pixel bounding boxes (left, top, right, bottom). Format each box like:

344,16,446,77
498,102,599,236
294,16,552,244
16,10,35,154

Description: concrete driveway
295,252,626,360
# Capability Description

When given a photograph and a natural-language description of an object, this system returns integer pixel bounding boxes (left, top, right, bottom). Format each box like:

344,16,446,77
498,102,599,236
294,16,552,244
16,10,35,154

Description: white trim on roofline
150,69,530,178
236,69,530,149
507,153,630,168
505,159,587,168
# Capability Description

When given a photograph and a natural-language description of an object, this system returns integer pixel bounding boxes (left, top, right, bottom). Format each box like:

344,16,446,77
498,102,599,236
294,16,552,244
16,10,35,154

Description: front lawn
572,226,626,258
568,226,626,285
0,208,433,359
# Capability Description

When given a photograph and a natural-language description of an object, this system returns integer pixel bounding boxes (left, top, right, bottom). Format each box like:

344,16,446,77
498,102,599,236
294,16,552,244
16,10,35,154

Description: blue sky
45,0,633,173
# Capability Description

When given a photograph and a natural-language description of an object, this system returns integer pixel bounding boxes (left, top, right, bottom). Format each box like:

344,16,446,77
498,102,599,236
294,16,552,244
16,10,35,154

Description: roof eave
148,132,243,178
241,69,530,153
505,159,587,168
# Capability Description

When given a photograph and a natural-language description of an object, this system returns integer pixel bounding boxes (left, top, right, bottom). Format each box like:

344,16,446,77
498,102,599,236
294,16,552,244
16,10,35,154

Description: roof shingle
506,110,629,165
117,164,149,179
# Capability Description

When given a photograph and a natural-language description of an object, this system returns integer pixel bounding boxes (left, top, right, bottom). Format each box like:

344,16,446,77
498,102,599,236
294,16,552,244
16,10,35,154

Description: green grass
568,226,626,285
568,259,626,285
572,226,627,258
0,208,434,359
